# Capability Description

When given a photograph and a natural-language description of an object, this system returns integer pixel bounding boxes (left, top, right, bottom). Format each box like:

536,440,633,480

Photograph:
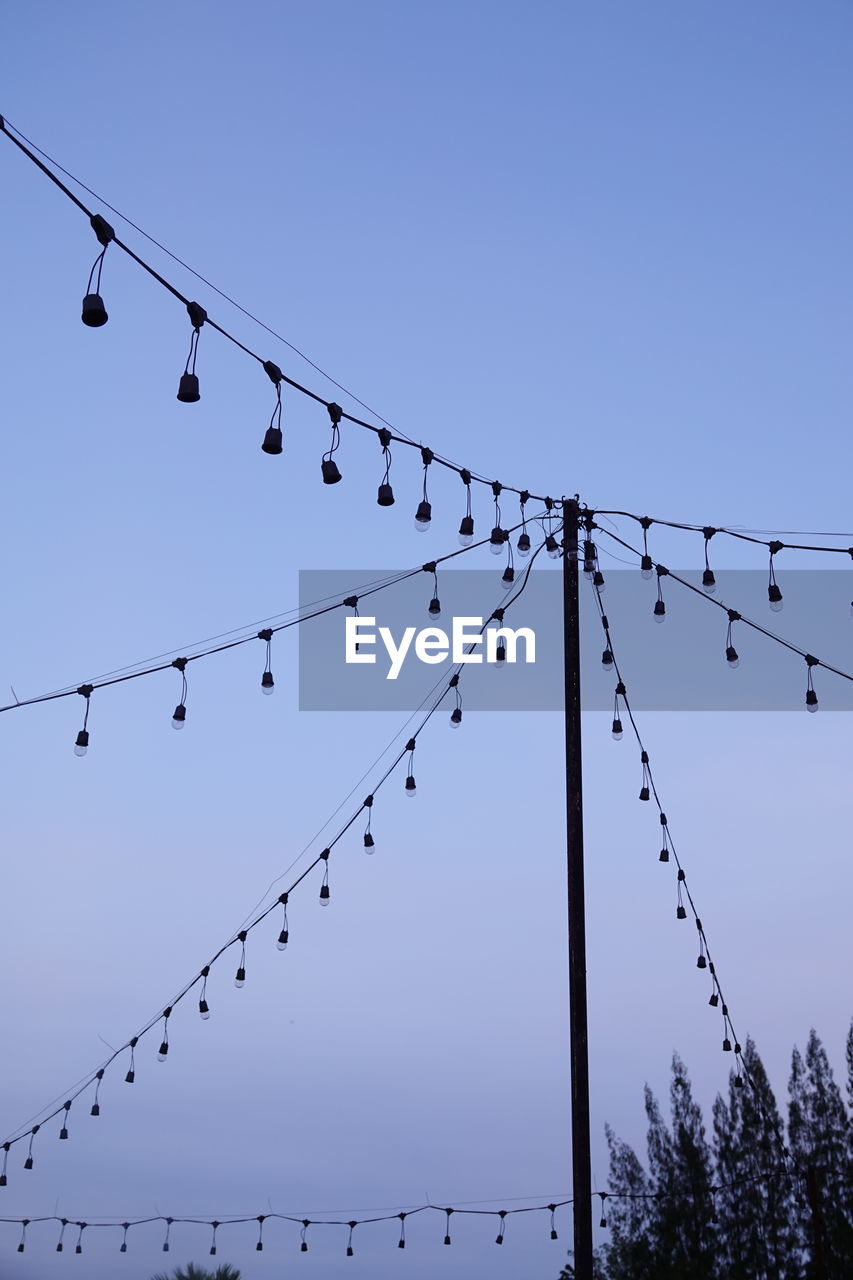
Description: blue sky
1,2,852,1275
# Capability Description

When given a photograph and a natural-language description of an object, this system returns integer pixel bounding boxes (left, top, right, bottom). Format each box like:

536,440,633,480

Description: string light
676,869,687,920
90,1069,104,1116
443,1207,453,1245
638,751,650,802
125,1038,138,1084
611,682,625,740
516,491,531,557
0,1144,8,1187
171,657,188,729
198,965,211,1018
598,1193,608,1229
300,1220,310,1252
210,1221,219,1256
162,1218,173,1252
404,737,417,796
276,893,290,945
319,849,331,905
74,683,93,755
449,673,462,727
640,517,653,578
157,1008,171,1062
805,655,819,712
362,796,375,853
234,932,247,987
725,610,740,668
257,628,275,694
768,542,784,611
176,301,206,403
24,1126,38,1169
702,527,717,593
653,565,668,621
415,447,433,530
495,1210,507,1244
489,482,506,555
424,561,441,619
376,428,394,507
321,402,343,483
458,469,475,545
81,213,113,327
346,1221,357,1256
256,1215,265,1252
259,359,284,455
55,1218,68,1252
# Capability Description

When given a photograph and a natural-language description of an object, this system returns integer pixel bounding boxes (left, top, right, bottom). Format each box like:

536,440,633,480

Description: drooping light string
0,549,548,1174
176,301,207,403
458,469,474,545
74,683,93,756
589,572,792,1169
768,541,784,611
376,428,394,507
81,214,114,327
321,402,344,484
415,448,434,531
171,657,188,729
260,360,284,455
1,509,548,723
702,527,717,593
592,524,853,703
593,505,853,559
257,628,275,694
362,796,375,853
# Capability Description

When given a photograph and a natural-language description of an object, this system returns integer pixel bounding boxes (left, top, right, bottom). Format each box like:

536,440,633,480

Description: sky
1,1,852,1276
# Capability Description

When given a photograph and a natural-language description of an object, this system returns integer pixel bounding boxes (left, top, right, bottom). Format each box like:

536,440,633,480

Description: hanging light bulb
450,707,462,727
709,991,719,1007
494,643,507,668
171,703,186,729
260,670,275,695
501,566,515,587
517,532,531,557
726,645,740,668
322,458,342,484
676,904,687,920
363,831,375,852
545,534,560,558
659,845,669,862
768,584,783,611
235,934,247,987
405,774,416,796
376,428,394,505
261,365,284,455
639,786,650,802
723,1036,732,1052
702,570,716,593
177,302,206,402
80,215,113,326
489,526,505,554
199,997,210,1018
806,689,818,712
415,500,432,531
319,884,330,905
377,482,395,506
157,1041,169,1062
321,402,343,481
593,570,605,589
611,718,623,740
458,515,474,545
602,648,614,671
428,595,441,619
234,967,246,988
653,600,666,622
74,729,89,757
640,555,653,578
81,293,108,327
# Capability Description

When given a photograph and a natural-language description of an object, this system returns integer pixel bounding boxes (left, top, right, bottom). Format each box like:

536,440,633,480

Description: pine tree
601,1122,656,1279
788,1030,853,1276
712,1037,798,1279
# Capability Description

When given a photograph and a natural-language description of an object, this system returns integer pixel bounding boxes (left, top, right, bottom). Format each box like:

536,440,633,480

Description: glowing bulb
458,516,474,546
516,532,531,557
489,527,505,555
640,554,653,579
171,703,187,729
415,500,432,531
450,707,462,727
428,596,441,618
611,718,623,740
601,648,614,670
702,569,716,593
653,600,666,622
545,534,560,559
806,689,818,712
74,730,89,757
405,775,416,796
726,646,739,668
234,967,246,988
768,584,783,611
199,998,210,1018
261,671,275,695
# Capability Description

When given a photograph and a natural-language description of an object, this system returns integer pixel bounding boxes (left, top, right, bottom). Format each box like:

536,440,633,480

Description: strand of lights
593,525,853,709
0,1168,796,1254
588,575,792,1169
592,506,853,560
0,115,553,507
0,509,544,733
0,543,548,1173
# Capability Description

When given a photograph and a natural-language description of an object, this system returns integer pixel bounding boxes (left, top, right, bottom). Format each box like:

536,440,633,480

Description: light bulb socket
177,372,200,403
81,293,108,327
639,786,650,801
377,482,395,507
363,832,375,851
321,458,342,484
171,703,187,728
261,671,275,693
653,600,666,620
640,554,653,577
676,905,687,920
428,597,441,618
234,967,246,987
659,847,669,862
806,689,818,711
602,649,614,669
261,425,283,455
501,567,515,587
592,570,605,588
450,707,462,726
516,532,531,556
458,515,475,545
319,884,330,903
199,999,210,1017
415,500,432,529
74,729,89,756
723,1037,732,1052
546,534,560,558
702,569,716,592
768,583,783,609
489,526,505,554
726,646,739,667
611,718,623,739
405,775,416,795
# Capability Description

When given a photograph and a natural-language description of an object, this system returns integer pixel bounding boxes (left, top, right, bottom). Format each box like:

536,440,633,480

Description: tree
601,1122,656,1280
712,1037,798,1279
788,1030,853,1277
152,1265,240,1280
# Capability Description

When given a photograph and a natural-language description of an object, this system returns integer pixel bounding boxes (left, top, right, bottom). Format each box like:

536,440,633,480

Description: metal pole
562,498,593,1278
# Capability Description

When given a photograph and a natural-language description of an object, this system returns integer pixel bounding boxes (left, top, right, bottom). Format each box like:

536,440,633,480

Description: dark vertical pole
562,498,593,1278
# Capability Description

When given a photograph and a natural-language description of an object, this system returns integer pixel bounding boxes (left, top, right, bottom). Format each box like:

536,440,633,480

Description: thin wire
0,115,552,503
1,540,550,1152
591,508,853,557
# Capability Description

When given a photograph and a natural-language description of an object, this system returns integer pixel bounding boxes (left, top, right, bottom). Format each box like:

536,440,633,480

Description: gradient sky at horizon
1,2,852,1276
